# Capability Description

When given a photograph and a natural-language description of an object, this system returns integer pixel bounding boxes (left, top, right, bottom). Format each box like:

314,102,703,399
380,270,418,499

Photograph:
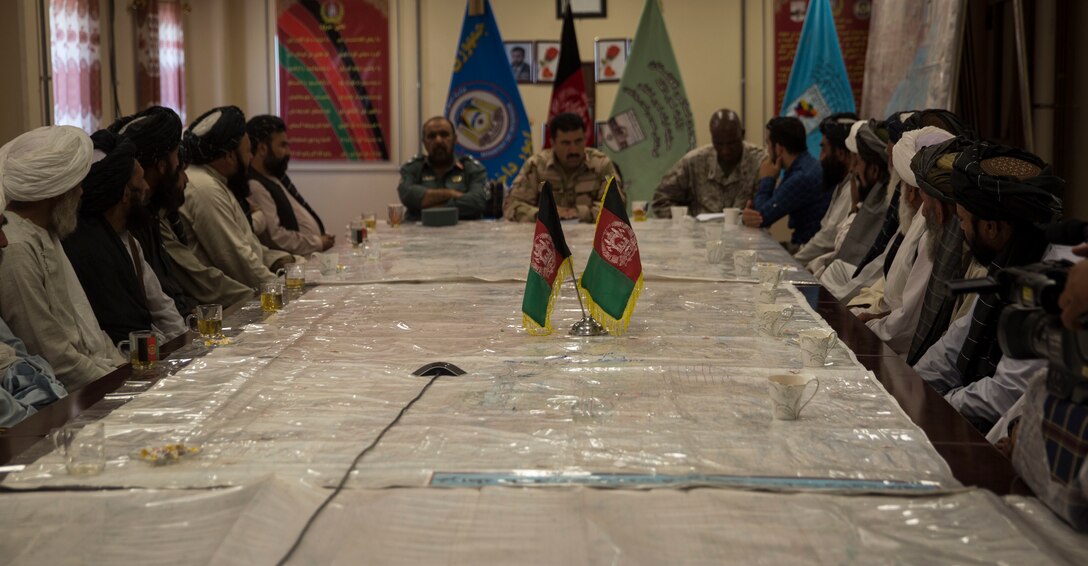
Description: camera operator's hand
1059,248,1088,330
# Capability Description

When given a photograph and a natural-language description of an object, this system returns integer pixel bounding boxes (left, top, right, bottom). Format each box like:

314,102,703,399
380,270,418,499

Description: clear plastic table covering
0,479,1071,565
312,219,819,285
1002,496,1088,565
3,281,956,490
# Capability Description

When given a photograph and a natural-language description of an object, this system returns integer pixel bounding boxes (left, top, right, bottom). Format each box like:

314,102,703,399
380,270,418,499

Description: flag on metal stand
445,0,534,187
544,3,593,148
522,182,573,335
780,0,856,158
599,0,695,205
578,177,642,335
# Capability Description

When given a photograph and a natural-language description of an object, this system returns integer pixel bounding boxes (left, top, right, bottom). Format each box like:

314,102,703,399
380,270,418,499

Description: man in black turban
110,106,253,311
178,106,294,288
63,130,187,344
914,140,1067,433
794,113,857,266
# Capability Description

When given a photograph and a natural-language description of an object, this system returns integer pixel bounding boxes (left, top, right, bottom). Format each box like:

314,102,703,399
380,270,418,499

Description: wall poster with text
277,0,391,162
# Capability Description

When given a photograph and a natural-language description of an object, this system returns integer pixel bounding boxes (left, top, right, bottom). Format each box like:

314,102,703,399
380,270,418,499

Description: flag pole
566,256,587,318
567,256,608,336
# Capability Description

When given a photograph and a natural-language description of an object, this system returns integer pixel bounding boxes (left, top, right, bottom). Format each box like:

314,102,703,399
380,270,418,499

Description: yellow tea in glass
285,264,305,290
261,281,285,312
186,304,224,344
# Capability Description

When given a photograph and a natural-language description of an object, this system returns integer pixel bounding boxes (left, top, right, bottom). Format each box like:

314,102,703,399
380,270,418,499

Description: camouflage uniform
397,154,488,220
650,142,766,217
504,148,619,223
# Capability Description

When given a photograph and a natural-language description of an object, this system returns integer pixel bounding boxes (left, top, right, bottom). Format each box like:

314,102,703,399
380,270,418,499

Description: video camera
949,260,1088,403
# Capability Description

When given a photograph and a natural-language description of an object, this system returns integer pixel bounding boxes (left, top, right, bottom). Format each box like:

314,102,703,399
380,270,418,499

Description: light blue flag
445,0,533,187
779,0,855,158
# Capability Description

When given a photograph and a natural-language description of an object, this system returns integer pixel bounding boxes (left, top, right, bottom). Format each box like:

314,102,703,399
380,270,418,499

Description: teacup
722,207,740,230
670,206,688,223
755,262,784,287
631,200,648,222
799,328,838,367
754,283,777,304
768,374,820,420
261,280,285,313
52,422,105,475
186,304,223,344
118,330,164,371
733,250,757,278
755,303,794,336
706,240,727,264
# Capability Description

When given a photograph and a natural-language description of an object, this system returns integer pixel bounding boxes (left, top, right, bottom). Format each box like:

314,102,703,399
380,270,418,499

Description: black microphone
1044,219,1088,245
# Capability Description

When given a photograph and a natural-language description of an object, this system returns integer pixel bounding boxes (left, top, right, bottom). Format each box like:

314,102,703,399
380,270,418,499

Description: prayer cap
883,111,918,144
109,106,183,166
910,137,974,204
951,141,1063,224
853,120,890,165
80,130,138,217
892,126,955,187
0,126,92,202
903,109,976,140
184,106,246,165
818,113,858,150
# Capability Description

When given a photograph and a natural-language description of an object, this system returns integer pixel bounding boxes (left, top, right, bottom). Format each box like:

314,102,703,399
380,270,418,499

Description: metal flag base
570,316,609,336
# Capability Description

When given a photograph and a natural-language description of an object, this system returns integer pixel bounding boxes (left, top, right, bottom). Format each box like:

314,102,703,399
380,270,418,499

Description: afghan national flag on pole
780,0,856,158
578,177,642,335
544,3,593,148
600,0,695,205
445,0,534,187
522,181,573,335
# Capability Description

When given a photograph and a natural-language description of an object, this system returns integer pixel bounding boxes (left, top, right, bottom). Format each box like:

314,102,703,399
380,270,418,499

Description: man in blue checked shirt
741,117,830,250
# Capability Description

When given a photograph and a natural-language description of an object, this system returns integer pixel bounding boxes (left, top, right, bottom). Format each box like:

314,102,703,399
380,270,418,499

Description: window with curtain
136,0,186,122
49,0,103,132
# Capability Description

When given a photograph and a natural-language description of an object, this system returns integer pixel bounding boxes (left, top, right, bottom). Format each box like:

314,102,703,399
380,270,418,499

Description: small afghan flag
522,181,573,335
578,178,642,335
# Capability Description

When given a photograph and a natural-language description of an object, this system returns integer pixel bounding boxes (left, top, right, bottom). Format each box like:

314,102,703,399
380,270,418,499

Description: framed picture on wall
595,38,628,83
556,0,607,19
504,41,534,84
534,40,561,83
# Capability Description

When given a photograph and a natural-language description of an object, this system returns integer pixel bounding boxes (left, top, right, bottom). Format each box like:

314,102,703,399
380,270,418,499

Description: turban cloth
818,114,857,150
892,126,955,187
80,130,138,217
903,109,976,140
910,137,975,204
854,120,891,166
951,141,1063,225
184,106,246,165
245,115,287,148
883,111,917,144
0,126,92,202
109,106,183,166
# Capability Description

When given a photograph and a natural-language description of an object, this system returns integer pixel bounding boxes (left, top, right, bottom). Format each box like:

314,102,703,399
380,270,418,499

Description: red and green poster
277,0,390,161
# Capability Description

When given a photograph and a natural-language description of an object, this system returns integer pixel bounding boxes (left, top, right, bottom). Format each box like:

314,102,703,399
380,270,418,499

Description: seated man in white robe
180,106,294,288
792,113,857,267
0,126,126,389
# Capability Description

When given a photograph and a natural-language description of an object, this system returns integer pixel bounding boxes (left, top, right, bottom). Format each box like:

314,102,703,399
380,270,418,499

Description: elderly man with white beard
0,126,125,389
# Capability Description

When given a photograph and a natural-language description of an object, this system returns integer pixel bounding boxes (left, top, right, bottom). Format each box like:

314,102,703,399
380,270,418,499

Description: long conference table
1,219,1086,564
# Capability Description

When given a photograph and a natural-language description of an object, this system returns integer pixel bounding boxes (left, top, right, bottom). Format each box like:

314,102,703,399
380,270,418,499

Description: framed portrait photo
504,41,534,84
556,0,607,18
595,38,628,83
534,40,561,83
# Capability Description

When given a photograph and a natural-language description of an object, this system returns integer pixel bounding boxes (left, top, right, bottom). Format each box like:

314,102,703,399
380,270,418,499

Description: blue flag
779,0,855,158
445,0,533,187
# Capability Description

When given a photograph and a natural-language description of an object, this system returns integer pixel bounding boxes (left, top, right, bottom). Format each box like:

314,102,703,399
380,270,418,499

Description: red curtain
50,0,103,131
136,0,186,122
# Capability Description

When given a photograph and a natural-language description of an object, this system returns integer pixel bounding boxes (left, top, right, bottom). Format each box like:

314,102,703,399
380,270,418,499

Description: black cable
275,373,441,566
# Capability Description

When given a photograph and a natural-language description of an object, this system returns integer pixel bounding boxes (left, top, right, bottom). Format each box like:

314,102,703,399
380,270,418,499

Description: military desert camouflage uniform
650,142,766,217
504,148,619,223
397,154,488,220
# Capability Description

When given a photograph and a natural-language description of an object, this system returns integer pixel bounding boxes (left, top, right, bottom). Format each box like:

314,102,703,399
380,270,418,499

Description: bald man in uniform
651,109,766,217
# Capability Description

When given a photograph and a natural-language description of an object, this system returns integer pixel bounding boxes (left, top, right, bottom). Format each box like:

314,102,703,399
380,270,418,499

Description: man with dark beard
110,106,253,311
794,113,857,266
179,106,294,289
399,116,488,221
0,126,125,389
246,115,334,255
63,130,187,345
914,141,1069,432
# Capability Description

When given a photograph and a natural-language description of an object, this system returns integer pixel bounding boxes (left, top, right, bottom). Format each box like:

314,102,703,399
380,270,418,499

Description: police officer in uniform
398,116,488,220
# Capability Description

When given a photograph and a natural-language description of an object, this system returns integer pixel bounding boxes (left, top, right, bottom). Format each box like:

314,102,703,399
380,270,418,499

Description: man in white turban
0,126,126,390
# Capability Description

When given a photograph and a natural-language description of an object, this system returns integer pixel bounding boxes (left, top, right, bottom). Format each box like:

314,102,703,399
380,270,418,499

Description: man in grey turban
179,106,294,288
0,126,126,389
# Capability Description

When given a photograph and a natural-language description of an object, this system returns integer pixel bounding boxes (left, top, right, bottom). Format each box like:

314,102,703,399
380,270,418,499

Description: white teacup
670,206,688,223
722,207,740,230
755,262,784,287
799,328,838,367
317,252,339,275
706,240,727,264
733,250,757,278
755,303,794,336
768,374,820,420
754,283,777,304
